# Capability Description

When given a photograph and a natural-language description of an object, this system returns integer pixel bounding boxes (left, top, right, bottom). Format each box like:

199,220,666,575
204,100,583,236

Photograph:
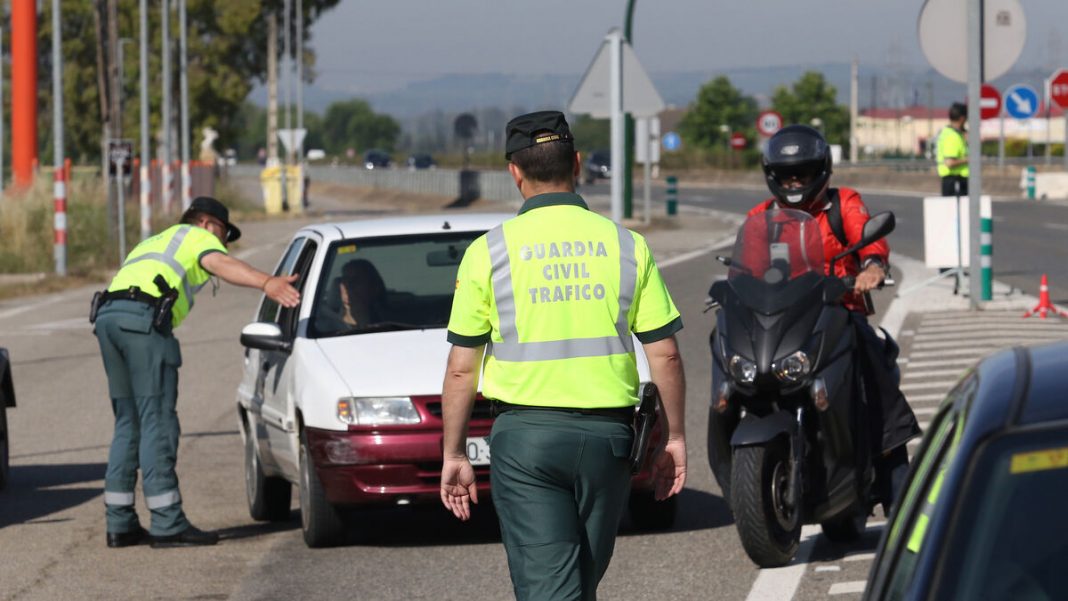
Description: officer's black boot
150,524,220,548
106,525,149,548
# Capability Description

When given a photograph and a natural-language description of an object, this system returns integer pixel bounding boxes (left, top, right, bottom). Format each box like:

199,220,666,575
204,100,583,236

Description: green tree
321,100,400,155
679,76,758,150
32,0,341,164
770,71,849,149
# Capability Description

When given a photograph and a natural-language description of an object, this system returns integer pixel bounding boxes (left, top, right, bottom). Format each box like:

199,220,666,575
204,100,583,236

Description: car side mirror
240,322,291,353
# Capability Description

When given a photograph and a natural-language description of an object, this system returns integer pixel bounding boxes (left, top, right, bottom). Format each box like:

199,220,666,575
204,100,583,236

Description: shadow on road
216,516,301,542
619,488,734,536
807,522,886,562
0,462,105,529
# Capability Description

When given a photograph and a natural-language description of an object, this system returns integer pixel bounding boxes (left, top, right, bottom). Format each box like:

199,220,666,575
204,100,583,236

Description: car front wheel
244,421,292,522
299,429,346,547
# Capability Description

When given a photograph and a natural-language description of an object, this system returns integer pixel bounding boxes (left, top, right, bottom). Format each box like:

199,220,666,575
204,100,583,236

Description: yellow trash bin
260,166,283,214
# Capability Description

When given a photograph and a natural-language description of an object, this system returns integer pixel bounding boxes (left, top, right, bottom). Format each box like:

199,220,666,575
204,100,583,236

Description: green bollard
1026,166,1036,200
666,175,678,216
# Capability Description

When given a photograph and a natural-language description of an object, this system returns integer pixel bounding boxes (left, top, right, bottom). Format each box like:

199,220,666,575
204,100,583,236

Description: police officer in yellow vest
94,196,299,548
440,111,687,600
937,102,969,196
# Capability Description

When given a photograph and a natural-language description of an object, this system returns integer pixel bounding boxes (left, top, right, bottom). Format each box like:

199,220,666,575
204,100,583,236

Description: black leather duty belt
490,399,633,420
101,287,161,307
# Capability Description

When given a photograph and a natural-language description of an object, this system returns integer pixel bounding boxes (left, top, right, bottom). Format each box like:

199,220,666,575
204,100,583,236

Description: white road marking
658,234,736,269
900,381,958,393
903,358,981,370
901,368,967,380
744,525,821,601
910,337,1064,351
917,421,930,430
29,317,91,331
913,329,1068,341
815,566,841,573
907,348,991,360
0,294,65,321
844,552,877,562
1042,223,1068,232
912,323,1068,335
913,407,937,416
829,581,868,595
899,329,915,337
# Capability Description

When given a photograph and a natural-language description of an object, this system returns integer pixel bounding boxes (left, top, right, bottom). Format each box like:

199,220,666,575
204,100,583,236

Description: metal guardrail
229,164,523,204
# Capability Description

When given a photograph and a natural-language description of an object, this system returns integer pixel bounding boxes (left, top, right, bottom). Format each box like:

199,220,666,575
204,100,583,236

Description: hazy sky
309,0,1066,94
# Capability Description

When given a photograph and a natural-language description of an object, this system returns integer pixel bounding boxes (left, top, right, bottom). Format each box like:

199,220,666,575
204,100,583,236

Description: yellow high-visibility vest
448,192,681,408
936,127,969,178
108,224,227,328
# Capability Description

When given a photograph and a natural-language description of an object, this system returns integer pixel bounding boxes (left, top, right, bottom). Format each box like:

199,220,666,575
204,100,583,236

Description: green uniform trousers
94,299,189,536
490,409,633,601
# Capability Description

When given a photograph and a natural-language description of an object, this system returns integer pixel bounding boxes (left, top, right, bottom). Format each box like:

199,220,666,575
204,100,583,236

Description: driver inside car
748,124,921,515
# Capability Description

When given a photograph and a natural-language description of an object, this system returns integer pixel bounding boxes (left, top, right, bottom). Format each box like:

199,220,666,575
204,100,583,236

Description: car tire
731,442,801,568
0,404,8,491
628,489,677,531
244,423,292,522
299,429,346,548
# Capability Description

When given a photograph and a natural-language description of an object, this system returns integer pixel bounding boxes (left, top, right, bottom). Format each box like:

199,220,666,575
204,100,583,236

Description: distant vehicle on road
863,340,1068,601
406,153,436,170
0,348,16,491
236,214,677,547
306,149,327,161
362,149,392,170
584,149,611,184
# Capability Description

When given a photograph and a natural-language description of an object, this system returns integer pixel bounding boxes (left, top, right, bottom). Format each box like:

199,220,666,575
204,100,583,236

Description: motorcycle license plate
466,436,491,466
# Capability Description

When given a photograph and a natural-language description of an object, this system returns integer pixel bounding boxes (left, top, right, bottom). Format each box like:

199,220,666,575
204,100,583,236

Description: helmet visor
767,161,822,188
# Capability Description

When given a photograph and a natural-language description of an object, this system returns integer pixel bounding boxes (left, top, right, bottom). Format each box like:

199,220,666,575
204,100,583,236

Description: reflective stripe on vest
486,223,637,362
121,225,196,309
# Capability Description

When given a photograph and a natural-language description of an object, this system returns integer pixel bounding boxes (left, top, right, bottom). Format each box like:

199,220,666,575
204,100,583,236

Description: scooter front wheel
731,441,801,567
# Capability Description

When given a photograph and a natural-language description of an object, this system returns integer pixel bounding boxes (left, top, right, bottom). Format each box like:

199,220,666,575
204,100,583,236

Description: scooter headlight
772,351,811,383
728,355,757,384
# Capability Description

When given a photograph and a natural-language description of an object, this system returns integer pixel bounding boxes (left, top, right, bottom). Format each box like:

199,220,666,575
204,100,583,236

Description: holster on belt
89,291,104,324
152,274,179,330
629,382,660,474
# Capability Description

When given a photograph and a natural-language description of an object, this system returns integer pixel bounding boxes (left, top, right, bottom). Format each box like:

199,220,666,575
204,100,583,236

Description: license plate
466,436,491,466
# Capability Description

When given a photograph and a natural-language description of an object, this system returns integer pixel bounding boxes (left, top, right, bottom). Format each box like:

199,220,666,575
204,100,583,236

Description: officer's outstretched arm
200,252,300,308
643,335,687,500
440,344,486,521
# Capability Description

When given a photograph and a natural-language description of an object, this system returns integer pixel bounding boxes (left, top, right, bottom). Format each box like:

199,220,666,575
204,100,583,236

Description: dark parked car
363,149,392,170
863,340,1068,601
0,348,15,490
406,153,436,170
584,150,611,184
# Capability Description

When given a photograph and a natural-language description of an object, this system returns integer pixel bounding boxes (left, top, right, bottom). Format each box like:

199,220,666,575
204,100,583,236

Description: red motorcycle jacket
748,187,889,314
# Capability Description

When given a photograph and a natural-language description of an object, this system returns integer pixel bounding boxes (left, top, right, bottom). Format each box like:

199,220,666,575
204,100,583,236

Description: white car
237,213,674,548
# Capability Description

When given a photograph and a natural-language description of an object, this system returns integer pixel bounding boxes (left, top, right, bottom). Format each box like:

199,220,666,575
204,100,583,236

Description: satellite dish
454,114,478,140
918,0,1026,84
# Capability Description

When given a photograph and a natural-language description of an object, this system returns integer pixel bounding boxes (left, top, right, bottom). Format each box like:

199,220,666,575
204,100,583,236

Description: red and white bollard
1022,274,1068,319
53,166,67,276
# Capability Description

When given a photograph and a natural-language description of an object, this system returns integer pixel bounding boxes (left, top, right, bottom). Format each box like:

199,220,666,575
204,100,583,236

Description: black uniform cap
504,110,573,160
182,196,242,243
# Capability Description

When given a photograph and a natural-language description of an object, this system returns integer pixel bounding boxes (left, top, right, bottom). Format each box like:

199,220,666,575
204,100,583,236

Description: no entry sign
979,84,1002,120
1050,69,1068,110
730,132,747,150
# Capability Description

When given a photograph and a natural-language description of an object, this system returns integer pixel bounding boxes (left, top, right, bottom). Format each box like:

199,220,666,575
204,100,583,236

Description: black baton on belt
629,382,660,474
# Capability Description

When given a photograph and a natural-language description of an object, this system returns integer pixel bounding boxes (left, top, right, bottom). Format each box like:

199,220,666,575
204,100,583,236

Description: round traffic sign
757,111,783,137
979,84,1002,120
730,132,747,150
662,131,682,152
1004,84,1039,119
1050,69,1068,110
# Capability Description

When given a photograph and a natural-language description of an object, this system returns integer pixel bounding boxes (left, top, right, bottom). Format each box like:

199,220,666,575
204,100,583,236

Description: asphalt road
0,181,1061,601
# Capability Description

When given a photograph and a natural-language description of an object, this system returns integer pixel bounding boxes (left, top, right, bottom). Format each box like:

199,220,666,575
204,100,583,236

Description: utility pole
266,11,279,166
609,28,624,224
850,58,859,163
296,0,304,161
622,0,636,220
52,0,67,275
139,0,152,239
160,0,172,214
179,0,191,210
1,25,5,201
108,0,120,140
966,0,986,306
281,0,292,211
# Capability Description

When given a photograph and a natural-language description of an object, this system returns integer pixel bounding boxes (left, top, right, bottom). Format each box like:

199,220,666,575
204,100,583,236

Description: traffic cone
1022,274,1068,319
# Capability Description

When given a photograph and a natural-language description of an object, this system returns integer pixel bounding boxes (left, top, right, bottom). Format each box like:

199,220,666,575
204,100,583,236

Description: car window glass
308,232,481,338
880,374,976,600
257,238,306,324
278,240,318,339
936,430,1068,601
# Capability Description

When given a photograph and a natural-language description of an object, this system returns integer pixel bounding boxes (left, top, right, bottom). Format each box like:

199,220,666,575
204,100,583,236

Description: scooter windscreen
726,209,825,316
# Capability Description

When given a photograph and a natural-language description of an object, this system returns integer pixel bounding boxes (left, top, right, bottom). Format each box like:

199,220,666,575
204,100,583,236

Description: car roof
295,212,514,242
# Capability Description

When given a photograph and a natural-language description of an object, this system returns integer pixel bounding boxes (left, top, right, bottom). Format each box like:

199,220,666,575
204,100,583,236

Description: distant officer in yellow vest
440,111,687,600
94,196,299,549
937,102,969,196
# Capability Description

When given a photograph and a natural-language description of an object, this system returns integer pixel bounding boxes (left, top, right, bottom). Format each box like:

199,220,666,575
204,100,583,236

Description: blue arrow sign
662,131,681,151
1004,84,1039,119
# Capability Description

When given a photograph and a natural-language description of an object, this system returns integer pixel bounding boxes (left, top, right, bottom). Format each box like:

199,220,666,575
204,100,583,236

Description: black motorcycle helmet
762,124,833,209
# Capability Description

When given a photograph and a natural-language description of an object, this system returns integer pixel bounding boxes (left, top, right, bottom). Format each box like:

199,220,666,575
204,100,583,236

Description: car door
259,236,319,478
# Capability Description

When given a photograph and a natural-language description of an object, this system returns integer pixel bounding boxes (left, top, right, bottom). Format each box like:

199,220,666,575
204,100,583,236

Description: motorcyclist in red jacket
750,124,919,515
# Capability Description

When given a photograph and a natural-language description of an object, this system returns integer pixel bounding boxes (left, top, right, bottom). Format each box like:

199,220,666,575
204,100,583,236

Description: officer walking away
440,111,687,600
936,102,969,197
93,196,300,548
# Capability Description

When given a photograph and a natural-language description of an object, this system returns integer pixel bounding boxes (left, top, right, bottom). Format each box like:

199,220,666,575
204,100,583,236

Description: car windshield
935,430,1068,601
308,232,482,338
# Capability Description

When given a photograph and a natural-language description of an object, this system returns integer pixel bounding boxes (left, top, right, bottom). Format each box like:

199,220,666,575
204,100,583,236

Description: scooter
706,208,895,568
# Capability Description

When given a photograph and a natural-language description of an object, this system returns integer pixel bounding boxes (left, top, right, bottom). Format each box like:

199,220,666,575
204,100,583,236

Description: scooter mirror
830,211,896,267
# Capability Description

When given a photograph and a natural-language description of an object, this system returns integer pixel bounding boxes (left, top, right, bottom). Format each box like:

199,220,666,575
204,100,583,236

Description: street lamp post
139,0,152,239
179,0,191,210
160,0,172,214
623,0,636,220
52,0,66,276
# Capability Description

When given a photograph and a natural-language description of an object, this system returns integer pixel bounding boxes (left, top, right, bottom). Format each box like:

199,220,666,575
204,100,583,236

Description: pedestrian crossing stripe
1010,447,1068,474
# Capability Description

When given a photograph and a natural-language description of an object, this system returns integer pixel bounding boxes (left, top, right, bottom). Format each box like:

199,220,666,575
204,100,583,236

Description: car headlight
772,351,811,383
337,397,421,425
728,355,757,384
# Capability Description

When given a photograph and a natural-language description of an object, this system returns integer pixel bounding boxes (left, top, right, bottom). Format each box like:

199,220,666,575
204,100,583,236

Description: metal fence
230,164,522,204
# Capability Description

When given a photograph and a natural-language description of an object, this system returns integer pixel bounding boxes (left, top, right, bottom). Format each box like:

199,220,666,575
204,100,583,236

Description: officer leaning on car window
440,111,687,600
91,196,300,549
